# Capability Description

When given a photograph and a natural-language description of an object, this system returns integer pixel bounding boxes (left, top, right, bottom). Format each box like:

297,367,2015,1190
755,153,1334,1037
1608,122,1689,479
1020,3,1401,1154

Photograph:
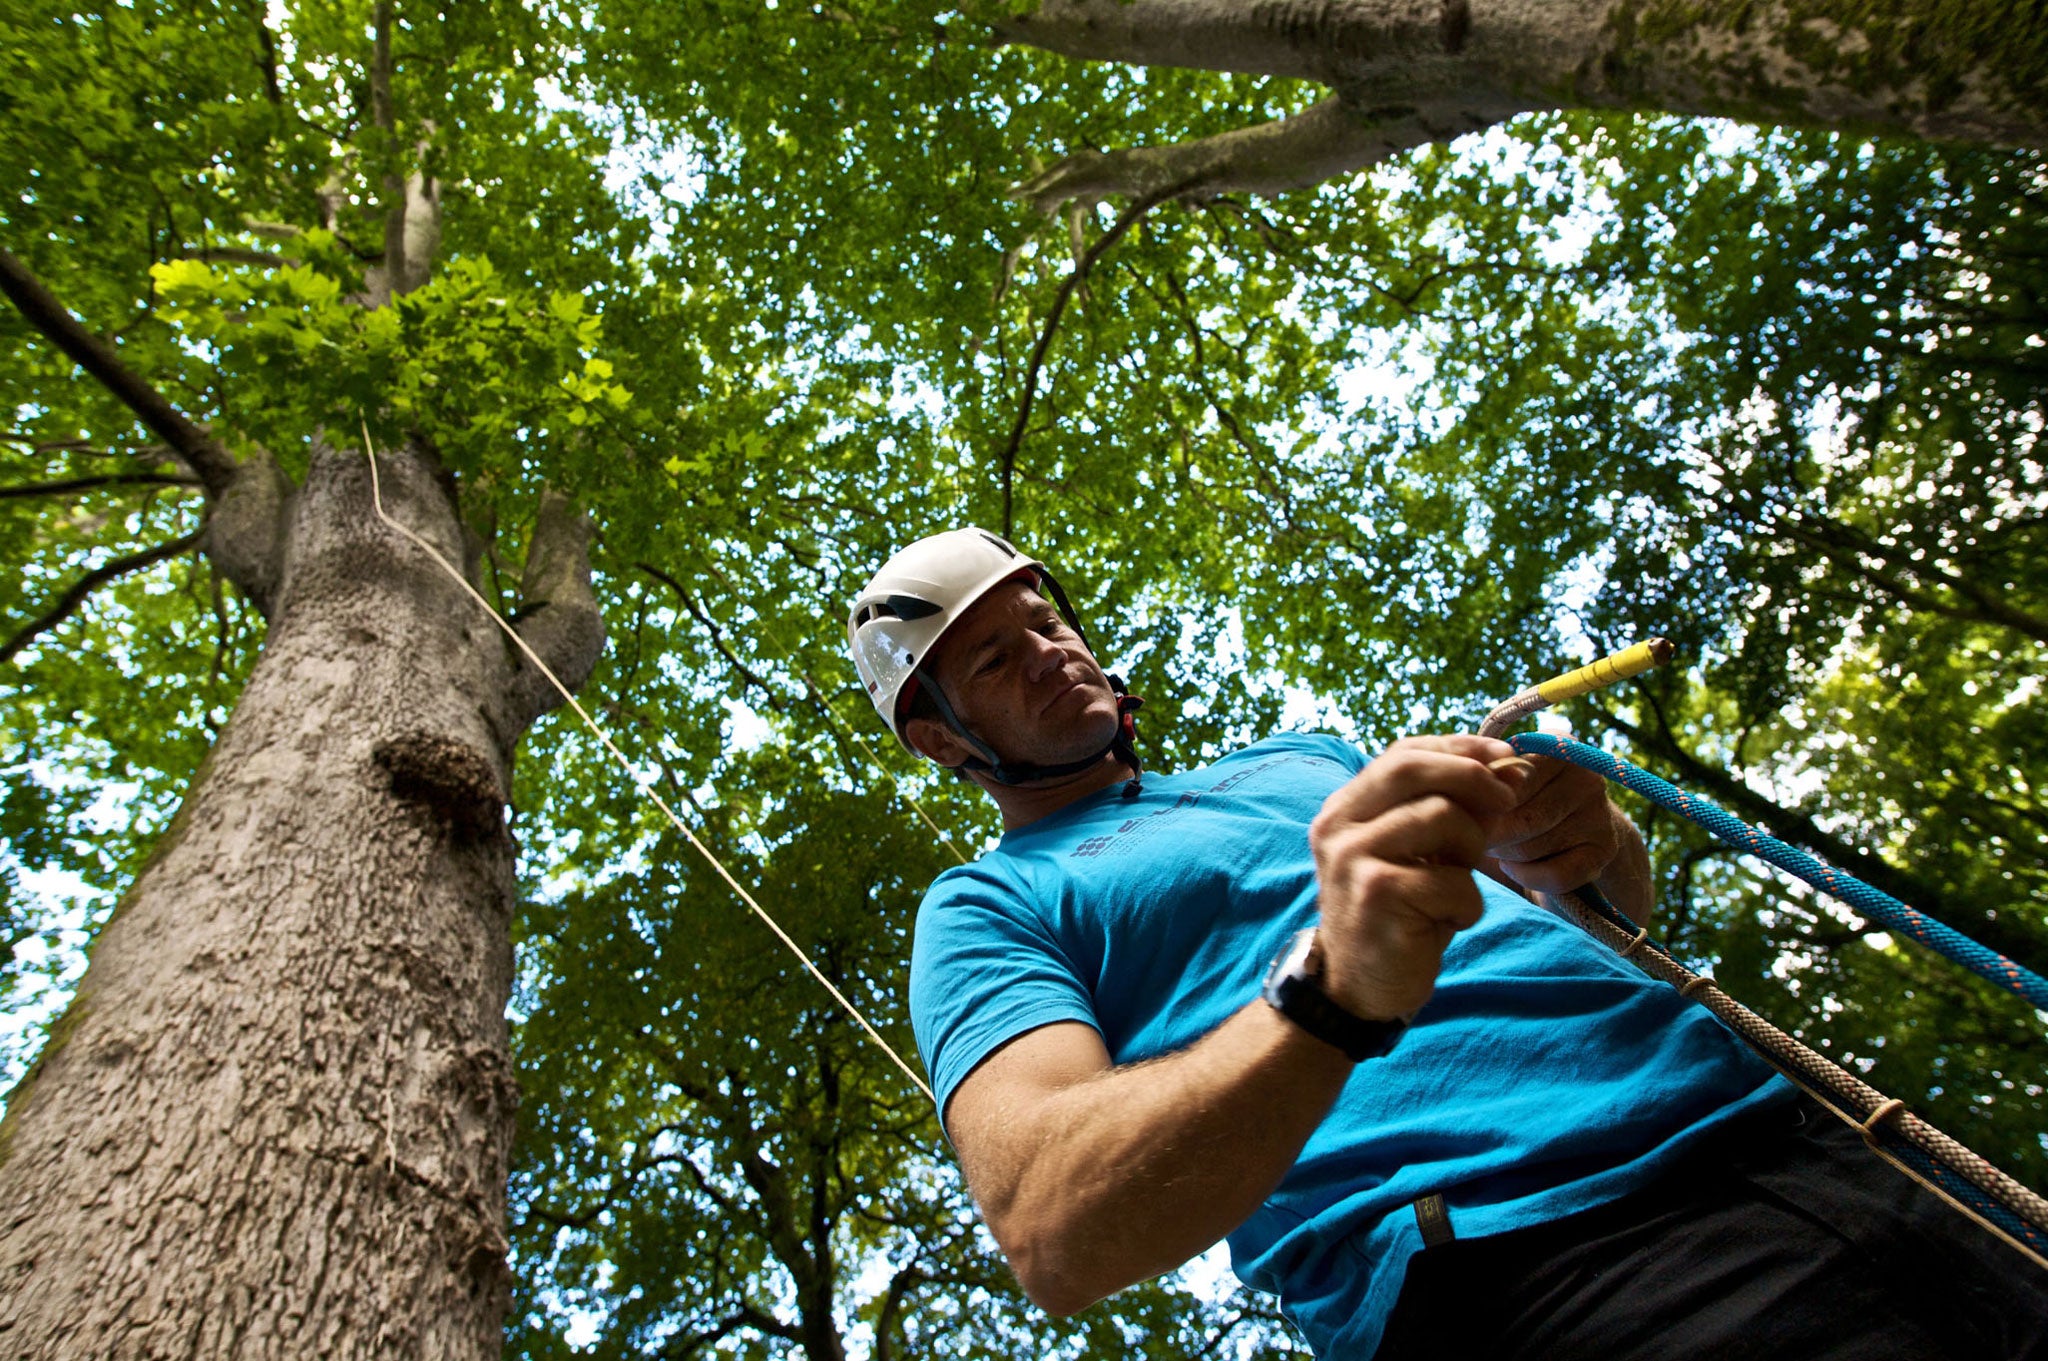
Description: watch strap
1262,928,1407,1061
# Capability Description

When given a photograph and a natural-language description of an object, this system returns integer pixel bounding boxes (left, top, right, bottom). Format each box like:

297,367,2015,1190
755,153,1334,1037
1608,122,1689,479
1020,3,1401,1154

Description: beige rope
800,674,969,868
360,428,936,1107
1551,889,2048,1273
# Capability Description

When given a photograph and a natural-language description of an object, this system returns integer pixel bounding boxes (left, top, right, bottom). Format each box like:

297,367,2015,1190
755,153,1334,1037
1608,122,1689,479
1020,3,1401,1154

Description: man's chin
1040,712,1124,768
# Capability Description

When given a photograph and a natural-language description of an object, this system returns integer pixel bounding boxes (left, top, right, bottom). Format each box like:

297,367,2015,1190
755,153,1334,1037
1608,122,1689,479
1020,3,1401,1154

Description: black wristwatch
1261,928,1407,1061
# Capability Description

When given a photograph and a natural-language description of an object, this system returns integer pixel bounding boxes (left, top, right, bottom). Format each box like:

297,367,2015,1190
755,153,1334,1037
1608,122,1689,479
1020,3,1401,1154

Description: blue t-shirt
910,732,1791,1357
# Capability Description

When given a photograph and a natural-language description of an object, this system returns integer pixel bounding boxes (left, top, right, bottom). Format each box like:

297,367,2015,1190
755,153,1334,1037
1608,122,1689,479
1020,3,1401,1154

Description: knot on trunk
373,733,506,842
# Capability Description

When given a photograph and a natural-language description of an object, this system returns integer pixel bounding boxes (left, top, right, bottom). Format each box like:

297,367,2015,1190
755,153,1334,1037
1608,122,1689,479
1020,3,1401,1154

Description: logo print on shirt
1067,755,1298,859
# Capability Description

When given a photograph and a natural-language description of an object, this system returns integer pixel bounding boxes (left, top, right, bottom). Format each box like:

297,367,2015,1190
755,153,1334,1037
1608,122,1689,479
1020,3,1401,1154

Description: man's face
911,579,1122,772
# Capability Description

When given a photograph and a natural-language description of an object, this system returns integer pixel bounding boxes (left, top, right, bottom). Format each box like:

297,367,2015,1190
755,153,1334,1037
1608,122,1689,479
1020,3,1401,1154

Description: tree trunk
0,436,600,1358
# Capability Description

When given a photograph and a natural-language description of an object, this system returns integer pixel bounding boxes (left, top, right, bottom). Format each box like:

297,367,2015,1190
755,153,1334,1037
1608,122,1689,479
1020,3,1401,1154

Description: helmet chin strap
916,672,1145,796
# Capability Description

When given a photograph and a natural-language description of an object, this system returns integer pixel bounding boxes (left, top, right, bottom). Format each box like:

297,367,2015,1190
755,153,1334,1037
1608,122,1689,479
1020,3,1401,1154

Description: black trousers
1375,1101,2048,1360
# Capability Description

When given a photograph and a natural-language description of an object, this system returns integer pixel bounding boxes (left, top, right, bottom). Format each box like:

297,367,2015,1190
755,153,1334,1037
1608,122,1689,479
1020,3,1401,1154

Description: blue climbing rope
1509,732,2048,1014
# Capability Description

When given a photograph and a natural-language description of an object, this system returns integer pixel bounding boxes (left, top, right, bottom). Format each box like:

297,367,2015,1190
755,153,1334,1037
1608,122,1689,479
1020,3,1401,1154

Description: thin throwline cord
359,427,936,1107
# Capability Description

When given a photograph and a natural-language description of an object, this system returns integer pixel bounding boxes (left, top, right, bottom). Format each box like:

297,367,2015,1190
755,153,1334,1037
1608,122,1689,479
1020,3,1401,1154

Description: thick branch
246,0,284,106
1013,96,1516,214
205,447,296,617
506,489,605,725
370,0,396,132
359,0,440,304
994,0,2048,210
988,0,1481,80
0,248,237,497
2,529,205,665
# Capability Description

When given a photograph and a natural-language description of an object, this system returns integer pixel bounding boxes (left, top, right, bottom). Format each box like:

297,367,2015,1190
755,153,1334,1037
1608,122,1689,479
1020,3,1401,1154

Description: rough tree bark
993,0,2048,212
0,1,611,1329
0,429,602,1357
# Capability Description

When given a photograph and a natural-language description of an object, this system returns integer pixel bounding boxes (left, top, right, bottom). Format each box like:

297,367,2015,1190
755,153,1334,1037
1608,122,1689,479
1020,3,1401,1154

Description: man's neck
982,756,1139,831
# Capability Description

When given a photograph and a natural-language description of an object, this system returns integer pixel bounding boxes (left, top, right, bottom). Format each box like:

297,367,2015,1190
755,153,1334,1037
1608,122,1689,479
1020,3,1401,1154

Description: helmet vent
884,593,943,621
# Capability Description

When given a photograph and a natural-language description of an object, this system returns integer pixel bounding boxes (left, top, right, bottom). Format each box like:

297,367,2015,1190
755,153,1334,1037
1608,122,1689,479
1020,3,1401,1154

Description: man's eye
976,654,1003,676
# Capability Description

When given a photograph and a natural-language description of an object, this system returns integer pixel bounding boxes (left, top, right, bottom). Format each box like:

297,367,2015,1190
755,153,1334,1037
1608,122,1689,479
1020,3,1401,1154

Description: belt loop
1414,1192,1455,1248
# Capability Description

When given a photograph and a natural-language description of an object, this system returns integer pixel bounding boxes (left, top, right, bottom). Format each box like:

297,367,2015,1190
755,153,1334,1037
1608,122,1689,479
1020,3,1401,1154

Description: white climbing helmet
847,528,1043,750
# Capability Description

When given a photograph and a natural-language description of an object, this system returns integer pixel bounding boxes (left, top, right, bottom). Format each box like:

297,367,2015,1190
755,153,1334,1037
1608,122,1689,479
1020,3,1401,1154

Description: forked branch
1012,96,1518,215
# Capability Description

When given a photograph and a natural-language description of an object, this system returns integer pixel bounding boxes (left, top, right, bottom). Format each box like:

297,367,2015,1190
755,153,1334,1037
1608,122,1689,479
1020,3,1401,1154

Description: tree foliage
2,0,2043,1353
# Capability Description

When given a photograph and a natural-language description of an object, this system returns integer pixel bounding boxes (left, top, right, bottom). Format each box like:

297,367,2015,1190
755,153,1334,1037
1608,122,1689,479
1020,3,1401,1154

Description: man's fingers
1489,759,1609,855
1317,861,1486,1017
1318,793,1493,876
1494,841,1612,896
1315,737,1521,831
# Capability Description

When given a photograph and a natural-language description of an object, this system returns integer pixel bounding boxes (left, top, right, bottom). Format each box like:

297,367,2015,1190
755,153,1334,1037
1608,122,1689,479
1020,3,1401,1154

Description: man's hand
1308,735,1528,1022
1485,752,1654,925
1485,753,1622,894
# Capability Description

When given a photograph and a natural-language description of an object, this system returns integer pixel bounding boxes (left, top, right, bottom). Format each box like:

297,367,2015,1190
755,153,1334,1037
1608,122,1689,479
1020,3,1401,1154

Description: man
847,528,2047,1359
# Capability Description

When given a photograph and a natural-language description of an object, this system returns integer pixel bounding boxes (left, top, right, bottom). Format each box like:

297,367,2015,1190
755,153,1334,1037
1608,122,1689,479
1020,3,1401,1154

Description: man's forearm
957,1003,1354,1315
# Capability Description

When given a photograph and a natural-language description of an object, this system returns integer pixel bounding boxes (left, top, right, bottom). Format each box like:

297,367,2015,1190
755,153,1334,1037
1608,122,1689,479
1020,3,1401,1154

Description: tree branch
995,183,1188,533
186,247,291,271
359,0,440,305
506,489,606,726
653,1303,803,1359
635,561,784,707
202,445,294,617
990,0,2048,152
1777,511,2048,645
1591,700,2048,980
0,473,202,501
245,0,284,107
1010,95,1519,216
0,248,238,497
2,529,205,665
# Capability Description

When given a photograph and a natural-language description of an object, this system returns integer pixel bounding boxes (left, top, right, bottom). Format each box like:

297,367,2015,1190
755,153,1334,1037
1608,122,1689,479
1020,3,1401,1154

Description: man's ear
904,714,970,770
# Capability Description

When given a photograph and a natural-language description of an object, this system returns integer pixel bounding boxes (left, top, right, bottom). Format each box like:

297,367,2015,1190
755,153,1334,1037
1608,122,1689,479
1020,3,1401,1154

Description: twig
0,473,203,501
186,247,291,270
634,560,785,707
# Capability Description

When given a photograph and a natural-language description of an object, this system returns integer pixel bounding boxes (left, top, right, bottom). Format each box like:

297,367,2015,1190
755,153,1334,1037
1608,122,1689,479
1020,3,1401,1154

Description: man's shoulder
1194,729,1367,786
1228,729,1365,766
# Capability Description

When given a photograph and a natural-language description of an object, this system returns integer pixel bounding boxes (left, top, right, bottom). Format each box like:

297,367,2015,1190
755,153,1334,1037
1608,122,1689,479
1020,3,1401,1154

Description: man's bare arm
945,1008,1352,1314
946,737,1526,1314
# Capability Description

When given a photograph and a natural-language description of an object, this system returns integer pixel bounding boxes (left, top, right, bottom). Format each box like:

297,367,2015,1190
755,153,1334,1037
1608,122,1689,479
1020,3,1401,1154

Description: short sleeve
909,863,1100,1129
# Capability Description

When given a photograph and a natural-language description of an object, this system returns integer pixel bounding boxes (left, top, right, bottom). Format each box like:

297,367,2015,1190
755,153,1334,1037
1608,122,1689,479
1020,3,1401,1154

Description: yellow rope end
1534,637,1675,705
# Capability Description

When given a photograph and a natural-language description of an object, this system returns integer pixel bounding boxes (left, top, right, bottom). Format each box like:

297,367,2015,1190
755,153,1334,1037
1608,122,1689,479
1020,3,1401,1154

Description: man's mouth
1039,678,1089,715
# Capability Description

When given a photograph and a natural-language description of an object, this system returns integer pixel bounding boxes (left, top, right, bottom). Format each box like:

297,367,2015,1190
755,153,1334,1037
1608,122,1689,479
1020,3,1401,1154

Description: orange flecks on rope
359,425,936,1107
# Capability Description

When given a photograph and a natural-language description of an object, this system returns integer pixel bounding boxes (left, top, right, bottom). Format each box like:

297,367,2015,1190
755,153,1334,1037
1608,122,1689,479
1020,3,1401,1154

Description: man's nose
1022,629,1066,682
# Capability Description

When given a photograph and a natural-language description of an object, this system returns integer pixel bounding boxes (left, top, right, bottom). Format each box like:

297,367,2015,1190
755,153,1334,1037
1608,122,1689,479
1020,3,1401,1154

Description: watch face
1277,927,1318,979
